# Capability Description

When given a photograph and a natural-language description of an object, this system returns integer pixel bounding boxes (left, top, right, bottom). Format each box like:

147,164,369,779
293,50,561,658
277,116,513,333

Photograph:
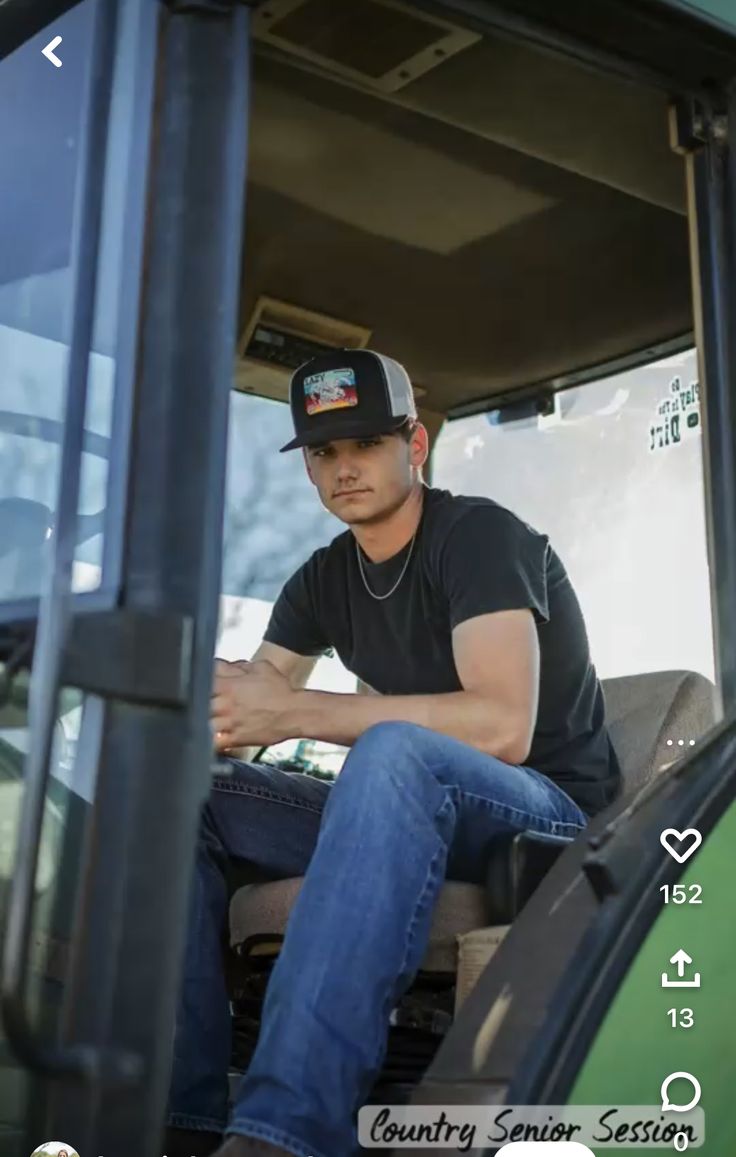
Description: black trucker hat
279,348,417,452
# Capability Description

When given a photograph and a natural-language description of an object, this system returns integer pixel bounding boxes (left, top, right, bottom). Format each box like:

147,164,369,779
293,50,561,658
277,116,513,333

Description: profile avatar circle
30,1144,80,1157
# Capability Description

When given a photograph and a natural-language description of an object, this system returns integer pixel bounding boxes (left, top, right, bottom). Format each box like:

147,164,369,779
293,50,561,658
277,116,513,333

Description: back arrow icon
42,35,63,68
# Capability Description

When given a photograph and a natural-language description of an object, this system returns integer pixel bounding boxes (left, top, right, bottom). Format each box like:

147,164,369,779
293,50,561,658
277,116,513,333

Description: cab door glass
219,391,355,772
0,0,118,605
433,347,714,682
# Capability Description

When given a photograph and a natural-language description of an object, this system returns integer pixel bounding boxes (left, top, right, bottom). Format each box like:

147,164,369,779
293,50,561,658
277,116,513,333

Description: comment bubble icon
661,1072,702,1113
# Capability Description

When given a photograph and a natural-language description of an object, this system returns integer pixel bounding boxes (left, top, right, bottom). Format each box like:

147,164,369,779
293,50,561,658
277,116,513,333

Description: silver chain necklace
355,532,418,601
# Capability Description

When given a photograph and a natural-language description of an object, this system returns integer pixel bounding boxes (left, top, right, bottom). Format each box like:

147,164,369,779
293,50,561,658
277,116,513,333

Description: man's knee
350,719,430,758
333,721,437,801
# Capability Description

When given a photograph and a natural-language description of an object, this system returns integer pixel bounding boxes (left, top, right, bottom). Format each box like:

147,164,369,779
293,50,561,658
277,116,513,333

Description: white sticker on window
649,375,700,453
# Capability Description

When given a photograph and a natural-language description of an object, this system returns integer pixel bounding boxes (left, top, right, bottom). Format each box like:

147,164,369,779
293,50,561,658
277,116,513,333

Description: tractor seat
231,876,487,973
229,669,717,972
229,828,573,973
601,668,717,795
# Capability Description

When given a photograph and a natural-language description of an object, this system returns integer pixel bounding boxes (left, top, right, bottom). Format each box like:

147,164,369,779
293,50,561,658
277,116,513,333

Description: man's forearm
288,689,529,765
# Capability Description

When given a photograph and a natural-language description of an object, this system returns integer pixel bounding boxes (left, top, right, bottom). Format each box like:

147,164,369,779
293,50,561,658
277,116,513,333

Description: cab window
433,346,714,681
219,390,354,775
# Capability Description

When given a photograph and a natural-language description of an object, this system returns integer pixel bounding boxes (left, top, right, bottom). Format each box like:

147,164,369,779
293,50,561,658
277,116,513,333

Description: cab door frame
0,2,251,1153
45,5,252,1152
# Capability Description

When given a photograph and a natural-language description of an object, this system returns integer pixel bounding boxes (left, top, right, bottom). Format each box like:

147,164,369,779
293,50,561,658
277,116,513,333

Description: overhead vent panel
253,0,481,93
234,296,428,403
234,296,372,402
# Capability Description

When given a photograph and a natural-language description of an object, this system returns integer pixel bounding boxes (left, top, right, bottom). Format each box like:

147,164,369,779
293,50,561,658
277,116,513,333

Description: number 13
668,1008,694,1028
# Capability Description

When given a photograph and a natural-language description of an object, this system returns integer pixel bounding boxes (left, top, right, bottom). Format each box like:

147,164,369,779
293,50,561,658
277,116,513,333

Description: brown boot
210,1135,294,1156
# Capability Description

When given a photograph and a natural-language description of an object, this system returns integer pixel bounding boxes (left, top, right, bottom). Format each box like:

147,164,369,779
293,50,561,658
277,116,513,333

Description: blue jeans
167,721,587,1156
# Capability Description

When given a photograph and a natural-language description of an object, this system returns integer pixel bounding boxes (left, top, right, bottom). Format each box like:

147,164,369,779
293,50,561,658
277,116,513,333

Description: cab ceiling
239,0,692,414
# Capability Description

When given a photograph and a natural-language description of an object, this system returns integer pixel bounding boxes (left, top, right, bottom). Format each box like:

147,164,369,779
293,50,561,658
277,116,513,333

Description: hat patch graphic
304,368,358,416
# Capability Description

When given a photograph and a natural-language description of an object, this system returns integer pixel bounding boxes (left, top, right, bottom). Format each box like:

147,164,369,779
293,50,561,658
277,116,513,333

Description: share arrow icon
661,949,701,988
42,35,63,68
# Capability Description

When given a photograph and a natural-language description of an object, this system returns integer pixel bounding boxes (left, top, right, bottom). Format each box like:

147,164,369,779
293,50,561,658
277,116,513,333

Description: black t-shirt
264,486,621,816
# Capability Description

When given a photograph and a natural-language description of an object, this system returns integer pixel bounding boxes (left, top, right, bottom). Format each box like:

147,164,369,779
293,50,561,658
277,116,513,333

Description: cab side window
433,348,714,682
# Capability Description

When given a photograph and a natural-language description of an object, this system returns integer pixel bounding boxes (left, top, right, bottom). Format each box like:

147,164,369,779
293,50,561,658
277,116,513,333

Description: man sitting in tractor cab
164,349,622,1157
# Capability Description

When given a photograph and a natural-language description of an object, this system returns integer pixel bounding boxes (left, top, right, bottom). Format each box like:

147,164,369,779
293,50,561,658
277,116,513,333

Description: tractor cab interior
218,0,722,1106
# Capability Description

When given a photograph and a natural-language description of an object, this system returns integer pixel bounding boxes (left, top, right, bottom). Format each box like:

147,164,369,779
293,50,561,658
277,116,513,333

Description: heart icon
660,828,702,864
